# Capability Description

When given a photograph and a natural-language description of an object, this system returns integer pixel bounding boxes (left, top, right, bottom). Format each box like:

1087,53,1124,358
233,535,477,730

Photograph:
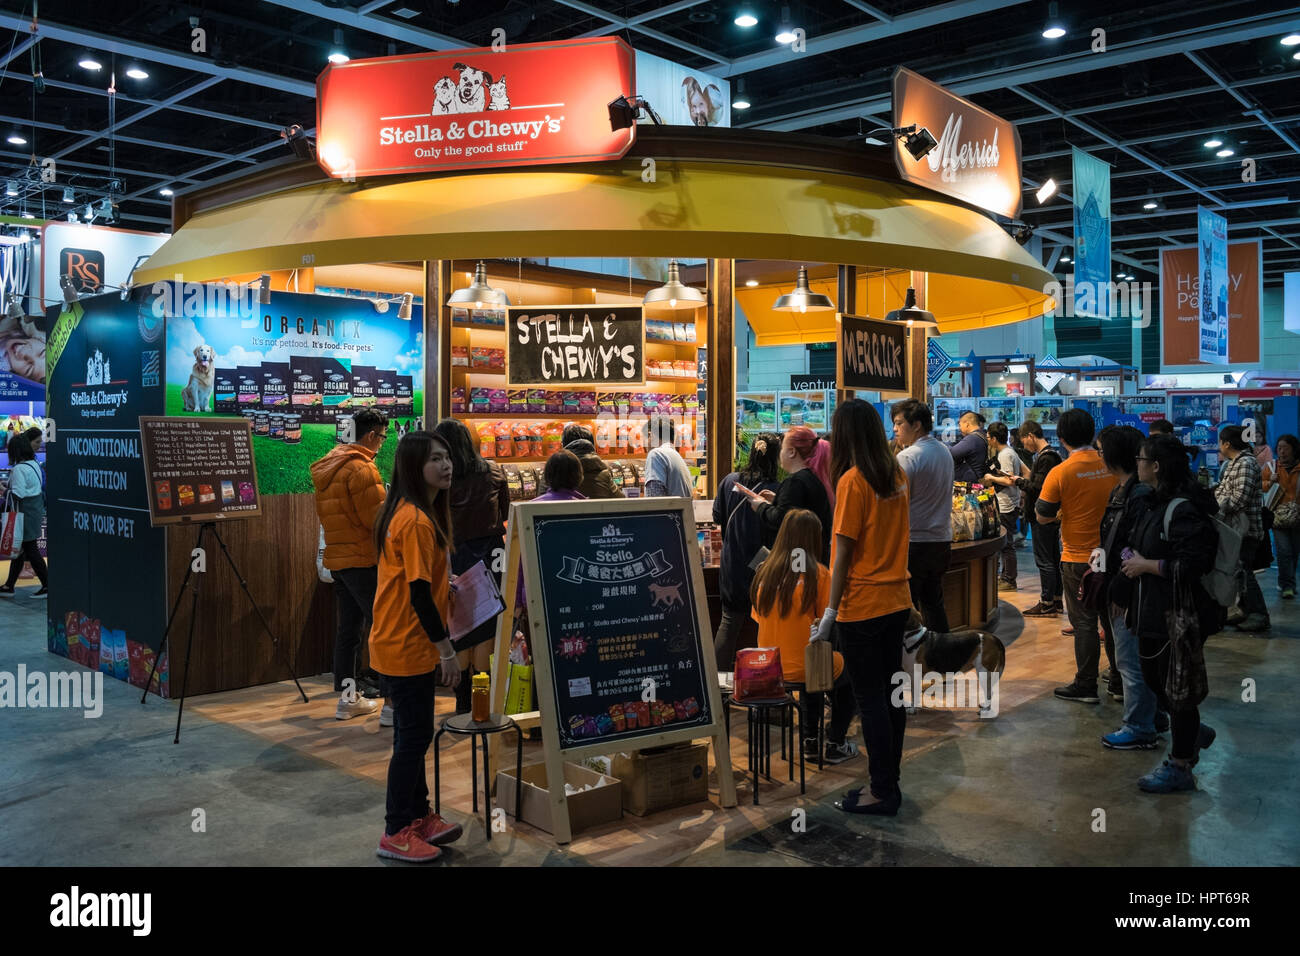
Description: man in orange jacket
312,409,389,720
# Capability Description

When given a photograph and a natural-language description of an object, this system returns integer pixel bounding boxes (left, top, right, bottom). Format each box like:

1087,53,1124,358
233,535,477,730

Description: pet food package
519,467,538,498
236,366,261,411
214,369,238,414
290,357,323,421
489,388,508,413
508,389,529,413
258,362,290,410
578,390,597,414
488,348,505,369
542,424,563,457
111,630,130,682
477,423,497,458
598,394,618,417
395,375,414,416
594,419,613,456
374,369,397,408
527,388,548,415
471,346,493,369
733,647,784,702
502,464,524,499
494,423,514,459
451,386,467,414
469,387,492,414
319,357,353,416
451,345,469,367
350,364,377,408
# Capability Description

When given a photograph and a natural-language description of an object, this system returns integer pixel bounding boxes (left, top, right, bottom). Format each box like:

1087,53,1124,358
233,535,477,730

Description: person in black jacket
1120,434,1221,794
750,425,834,563
711,432,781,671
1015,420,1064,615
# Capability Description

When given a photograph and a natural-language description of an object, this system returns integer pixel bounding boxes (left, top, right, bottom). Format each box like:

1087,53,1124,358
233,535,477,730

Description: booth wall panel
164,494,333,697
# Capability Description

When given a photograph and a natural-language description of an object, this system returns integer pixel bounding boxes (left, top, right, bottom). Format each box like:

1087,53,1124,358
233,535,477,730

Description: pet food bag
733,647,784,702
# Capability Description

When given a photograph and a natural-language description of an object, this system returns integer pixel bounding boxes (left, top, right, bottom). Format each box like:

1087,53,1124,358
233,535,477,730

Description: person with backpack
1120,434,1221,793
0,433,47,598
1216,425,1269,633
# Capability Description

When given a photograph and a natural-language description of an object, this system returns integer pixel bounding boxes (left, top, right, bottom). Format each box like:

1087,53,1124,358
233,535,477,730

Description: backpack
1162,498,1239,607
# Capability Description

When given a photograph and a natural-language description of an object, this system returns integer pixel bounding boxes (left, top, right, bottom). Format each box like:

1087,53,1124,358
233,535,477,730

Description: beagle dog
899,608,1006,717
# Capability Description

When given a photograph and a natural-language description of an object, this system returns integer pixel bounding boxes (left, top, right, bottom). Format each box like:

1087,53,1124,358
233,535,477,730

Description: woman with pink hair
749,426,834,563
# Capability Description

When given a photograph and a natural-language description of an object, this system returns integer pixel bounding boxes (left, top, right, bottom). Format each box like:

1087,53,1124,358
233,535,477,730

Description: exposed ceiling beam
0,149,203,185
1022,113,1300,164
1185,51,1300,157
842,1,893,22
1034,197,1298,230
1102,216,1300,243
1035,227,1148,271
0,12,316,98
47,77,225,162
561,0,731,66
258,0,468,50
0,112,260,165
741,11,1299,130
0,33,36,68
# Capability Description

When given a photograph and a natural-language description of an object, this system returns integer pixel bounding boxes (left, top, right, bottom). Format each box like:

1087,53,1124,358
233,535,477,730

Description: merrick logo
50,886,151,936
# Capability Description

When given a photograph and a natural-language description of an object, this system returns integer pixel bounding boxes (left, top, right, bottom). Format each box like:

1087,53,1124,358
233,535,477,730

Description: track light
608,95,662,130
61,187,74,203
60,275,78,304
280,124,316,160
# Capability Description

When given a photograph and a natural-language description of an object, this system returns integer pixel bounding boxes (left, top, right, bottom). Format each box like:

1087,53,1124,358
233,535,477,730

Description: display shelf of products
494,458,651,501
950,481,1001,543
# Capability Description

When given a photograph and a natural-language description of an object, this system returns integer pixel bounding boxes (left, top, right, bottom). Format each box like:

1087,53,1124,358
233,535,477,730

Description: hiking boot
1023,601,1058,617
1102,728,1159,750
1054,681,1100,704
1235,613,1270,632
1137,760,1195,794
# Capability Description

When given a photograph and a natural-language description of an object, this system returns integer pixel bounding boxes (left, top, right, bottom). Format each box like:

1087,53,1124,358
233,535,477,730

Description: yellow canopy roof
136,157,1054,336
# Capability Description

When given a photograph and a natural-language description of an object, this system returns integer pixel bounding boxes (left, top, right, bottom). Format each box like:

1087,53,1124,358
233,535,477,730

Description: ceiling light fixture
1036,178,1057,204
1042,2,1066,39
1203,138,1223,148
1216,148,1235,158
1293,50,1300,61
4,181,16,197
328,28,349,64
159,187,174,197
447,261,510,309
745,279,759,287
61,186,74,203
125,66,149,80
644,260,706,311
775,7,797,44
772,266,834,314
1060,254,1072,263
885,286,939,331
6,133,27,146
732,78,750,110
78,56,102,71
1143,199,1159,210
735,12,758,27
1282,34,1300,46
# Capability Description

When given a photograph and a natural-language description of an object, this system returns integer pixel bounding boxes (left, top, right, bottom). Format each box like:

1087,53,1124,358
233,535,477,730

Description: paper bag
804,639,833,692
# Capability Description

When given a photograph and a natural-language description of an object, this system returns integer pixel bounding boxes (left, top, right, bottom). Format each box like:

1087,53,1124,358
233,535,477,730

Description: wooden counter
943,531,1005,630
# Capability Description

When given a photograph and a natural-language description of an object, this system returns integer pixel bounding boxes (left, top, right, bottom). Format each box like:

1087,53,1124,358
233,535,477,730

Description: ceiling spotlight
775,6,797,43
1282,34,1300,46
1216,148,1235,158
6,133,27,146
66,211,77,222
1036,178,1057,204
735,12,758,27
608,94,662,130
328,28,349,64
732,78,750,110
280,124,317,160
900,125,938,161
1042,2,1065,38
328,51,349,64
1293,50,1300,61
447,261,510,309
159,187,174,197
644,259,706,311
1203,138,1223,148
772,266,834,314
745,279,759,287
61,186,74,203
4,181,16,197
125,66,149,80
397,292,413,320
60,275,78,304
79,56,102,71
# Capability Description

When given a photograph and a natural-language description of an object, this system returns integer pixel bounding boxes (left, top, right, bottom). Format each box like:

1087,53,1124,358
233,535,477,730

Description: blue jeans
1111,609,1156,737
1275,526,1298,591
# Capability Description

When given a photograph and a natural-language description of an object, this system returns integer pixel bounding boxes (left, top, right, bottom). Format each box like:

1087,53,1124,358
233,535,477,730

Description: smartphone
733,482,760,499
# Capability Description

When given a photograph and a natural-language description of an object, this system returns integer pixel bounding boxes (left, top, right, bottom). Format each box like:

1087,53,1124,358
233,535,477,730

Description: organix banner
1198,205,1229,365
162,286,424,494
1072,147,1111,318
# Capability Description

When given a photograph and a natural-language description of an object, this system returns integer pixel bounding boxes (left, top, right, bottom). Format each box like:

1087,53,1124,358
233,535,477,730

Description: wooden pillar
424,260,452,424
836,264,857,410
707,258,734,497
909,270,928,403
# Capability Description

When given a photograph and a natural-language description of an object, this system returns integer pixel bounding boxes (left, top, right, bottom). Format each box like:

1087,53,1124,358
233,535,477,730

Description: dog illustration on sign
431,63,510,115
649,580,683,610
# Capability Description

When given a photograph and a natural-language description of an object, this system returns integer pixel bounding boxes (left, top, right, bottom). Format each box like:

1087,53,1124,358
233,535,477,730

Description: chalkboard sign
139,416,261,526
507,305,644,386
530,506,712,749
838,314,908,393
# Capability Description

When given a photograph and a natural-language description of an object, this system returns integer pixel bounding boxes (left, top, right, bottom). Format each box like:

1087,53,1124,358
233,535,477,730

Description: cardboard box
611,742,709,817
496,762,622,835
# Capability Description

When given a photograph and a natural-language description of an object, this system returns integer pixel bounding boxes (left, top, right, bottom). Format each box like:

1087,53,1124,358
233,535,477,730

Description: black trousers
907,541,951,633
332,565,377,692
1139,631,1205,761
383,670,438,835
803,669,856,745
4,538,47,588
838,610,909,800
1031,520,1063,603
998,510,1019,583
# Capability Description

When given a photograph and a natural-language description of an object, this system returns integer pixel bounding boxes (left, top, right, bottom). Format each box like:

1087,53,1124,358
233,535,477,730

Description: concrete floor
1,551,1297,866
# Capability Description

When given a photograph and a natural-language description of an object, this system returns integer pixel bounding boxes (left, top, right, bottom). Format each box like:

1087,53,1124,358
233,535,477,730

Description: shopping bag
0,494,23,560
504,662,534,714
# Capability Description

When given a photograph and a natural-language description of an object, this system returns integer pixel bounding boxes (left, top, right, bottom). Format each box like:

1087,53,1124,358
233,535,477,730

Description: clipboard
448,560,506,643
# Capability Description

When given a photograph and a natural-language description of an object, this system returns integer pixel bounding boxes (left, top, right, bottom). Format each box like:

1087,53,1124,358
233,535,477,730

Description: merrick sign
316,37,636,177
891,67,1023,219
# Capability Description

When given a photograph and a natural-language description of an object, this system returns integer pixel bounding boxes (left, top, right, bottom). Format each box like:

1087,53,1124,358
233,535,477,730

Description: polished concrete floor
1,546,1296,867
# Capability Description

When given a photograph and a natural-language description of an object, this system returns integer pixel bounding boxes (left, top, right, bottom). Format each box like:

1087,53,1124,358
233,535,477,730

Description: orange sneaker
376,825,442,862
412,812,463,846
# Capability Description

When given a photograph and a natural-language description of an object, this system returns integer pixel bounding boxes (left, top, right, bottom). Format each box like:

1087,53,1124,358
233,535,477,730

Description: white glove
812,607,837,643
434,639,462,687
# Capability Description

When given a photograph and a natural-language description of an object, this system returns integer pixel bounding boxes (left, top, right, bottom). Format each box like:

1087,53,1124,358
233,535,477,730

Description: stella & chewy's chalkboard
531,508,711,749
838,314,908,393
507,306,644,386
139,416,261,526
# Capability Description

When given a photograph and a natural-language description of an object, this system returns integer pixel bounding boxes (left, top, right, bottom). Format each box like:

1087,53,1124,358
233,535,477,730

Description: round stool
724,693,804,805
432,712,523,841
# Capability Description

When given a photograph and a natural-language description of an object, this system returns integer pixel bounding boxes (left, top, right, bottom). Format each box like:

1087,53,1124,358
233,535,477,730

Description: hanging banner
1071,147,1111,319
1160,240,1260,367
633,50,729,128
1197,206,1230,365
316,37,636,178
926,339,952,386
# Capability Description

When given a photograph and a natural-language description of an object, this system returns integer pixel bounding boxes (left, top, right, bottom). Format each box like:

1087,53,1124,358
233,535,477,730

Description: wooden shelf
457,412,701,420
454,368,700,384
486,451,702,464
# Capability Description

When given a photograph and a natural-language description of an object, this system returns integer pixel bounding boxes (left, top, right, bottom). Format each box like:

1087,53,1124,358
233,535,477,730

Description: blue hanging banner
926,339,952,386
1072,147,1111,319
1197,205,1229,365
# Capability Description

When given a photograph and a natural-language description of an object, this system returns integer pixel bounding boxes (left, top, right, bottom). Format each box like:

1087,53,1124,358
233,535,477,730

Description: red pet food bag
733,647,784,702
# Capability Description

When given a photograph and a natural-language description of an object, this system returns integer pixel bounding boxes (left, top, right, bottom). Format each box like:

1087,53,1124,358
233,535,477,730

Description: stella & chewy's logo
0,666,104,718
592,523,634,546
50,886,151,936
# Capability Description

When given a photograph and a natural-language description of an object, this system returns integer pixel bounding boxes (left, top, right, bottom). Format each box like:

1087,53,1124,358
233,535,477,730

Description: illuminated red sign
316,37,636,178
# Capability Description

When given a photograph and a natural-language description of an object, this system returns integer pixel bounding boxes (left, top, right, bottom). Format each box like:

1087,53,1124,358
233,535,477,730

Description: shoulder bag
1164,562,1209,710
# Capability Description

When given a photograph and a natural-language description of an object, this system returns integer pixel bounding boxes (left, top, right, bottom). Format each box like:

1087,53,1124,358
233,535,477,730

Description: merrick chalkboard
489,496,735,843
507,306,644,386
837,314,909,393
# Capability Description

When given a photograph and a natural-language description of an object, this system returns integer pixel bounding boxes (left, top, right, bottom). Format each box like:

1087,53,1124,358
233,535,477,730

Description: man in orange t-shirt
1035,408,1118,703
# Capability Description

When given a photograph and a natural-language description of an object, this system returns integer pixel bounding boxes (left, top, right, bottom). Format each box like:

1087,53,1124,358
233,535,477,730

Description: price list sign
139,416,261,526
530,507,712,750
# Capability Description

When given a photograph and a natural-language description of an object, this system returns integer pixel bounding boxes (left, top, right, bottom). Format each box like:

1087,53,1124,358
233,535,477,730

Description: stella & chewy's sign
891,67,1023,219
837,314,908,394
316,37,635,177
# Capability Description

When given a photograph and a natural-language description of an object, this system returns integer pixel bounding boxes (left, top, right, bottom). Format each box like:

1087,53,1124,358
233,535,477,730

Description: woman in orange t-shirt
750,508,857,764
814,399,912,816
369,431,464,863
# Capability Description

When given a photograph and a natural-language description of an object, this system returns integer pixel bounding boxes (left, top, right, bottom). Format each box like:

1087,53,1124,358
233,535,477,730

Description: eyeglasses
1135,456,1152,461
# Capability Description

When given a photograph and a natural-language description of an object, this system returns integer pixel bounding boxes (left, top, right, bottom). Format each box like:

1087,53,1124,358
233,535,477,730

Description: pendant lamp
772,266,834,313
643,259,705,311
446,261,510,309
885,286,939,330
